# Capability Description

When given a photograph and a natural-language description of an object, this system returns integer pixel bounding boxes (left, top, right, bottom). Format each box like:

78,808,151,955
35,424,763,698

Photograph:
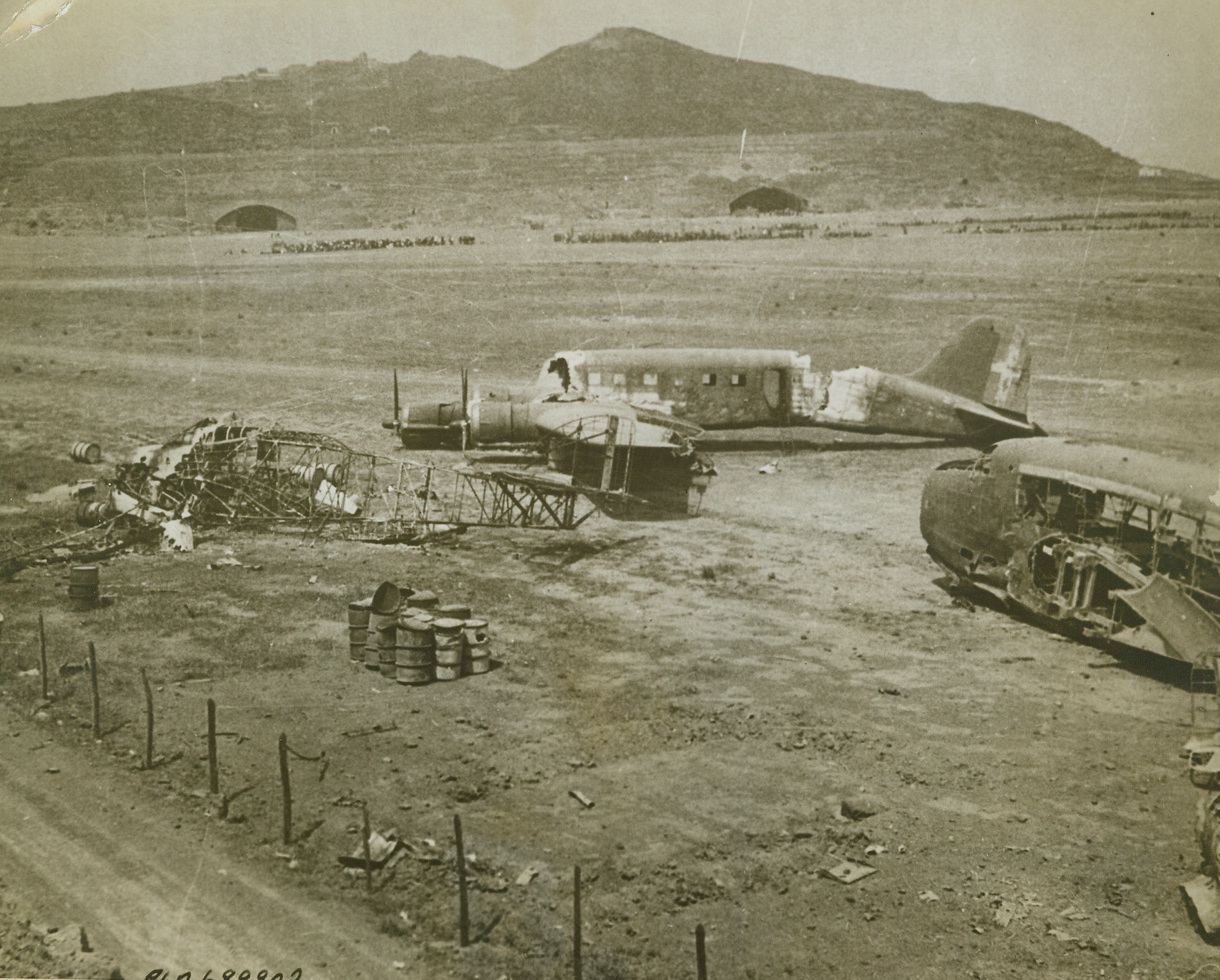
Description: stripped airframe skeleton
0,413,714,569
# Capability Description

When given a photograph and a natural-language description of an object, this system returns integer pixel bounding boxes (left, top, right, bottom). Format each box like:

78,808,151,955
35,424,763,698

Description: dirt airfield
1,212,1219,979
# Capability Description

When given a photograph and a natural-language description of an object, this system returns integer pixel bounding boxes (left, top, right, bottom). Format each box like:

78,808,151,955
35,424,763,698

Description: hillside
1,27,1216,229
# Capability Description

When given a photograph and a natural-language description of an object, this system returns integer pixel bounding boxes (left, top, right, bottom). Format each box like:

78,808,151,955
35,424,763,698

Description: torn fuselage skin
921,438,1220,665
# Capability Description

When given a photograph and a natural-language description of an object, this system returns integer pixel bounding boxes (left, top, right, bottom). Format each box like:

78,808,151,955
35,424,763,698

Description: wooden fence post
573,864,583,980
695,923,708,980
361,803,373,894
140,667,154,769
88,642,100,739
278,733,291,845
38,613,48,700
207,699,219,794
454,813,469,947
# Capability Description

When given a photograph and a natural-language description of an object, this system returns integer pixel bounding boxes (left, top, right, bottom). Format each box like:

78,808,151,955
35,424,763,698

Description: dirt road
0,700,420,979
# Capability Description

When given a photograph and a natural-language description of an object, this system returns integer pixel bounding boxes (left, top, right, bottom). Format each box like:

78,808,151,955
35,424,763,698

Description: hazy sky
1,0,1217,177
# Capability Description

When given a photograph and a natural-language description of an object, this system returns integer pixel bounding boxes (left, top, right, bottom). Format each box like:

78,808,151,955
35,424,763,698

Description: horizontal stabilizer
908,317,1032,420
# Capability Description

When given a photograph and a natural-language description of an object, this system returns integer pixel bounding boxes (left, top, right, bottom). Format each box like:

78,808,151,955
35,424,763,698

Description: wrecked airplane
101,415,713,535
0,413,715,573
921,437,1220,666
384,317,1043,450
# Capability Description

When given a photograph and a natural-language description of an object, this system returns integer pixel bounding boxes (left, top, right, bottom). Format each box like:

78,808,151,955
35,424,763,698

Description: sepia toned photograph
0,1,1217,977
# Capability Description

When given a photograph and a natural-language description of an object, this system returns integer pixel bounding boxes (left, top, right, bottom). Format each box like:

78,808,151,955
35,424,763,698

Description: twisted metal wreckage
4,414,716,571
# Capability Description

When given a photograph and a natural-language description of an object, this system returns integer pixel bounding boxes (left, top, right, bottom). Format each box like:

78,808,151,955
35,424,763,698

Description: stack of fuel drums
346,581,492,687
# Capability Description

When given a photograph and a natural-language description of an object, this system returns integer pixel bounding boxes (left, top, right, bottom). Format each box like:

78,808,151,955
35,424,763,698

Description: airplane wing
529,401,715,519
532,401,704,448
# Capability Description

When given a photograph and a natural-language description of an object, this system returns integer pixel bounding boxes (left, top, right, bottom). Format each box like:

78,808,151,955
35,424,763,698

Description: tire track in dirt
0,722,419,979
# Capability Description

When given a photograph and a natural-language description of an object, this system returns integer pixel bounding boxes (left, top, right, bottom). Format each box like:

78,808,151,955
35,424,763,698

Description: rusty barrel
370,581,402,617
75,501,109,527
368,581,401,673
68,565,100,608
396,617,436,685
464,617,491,675
364,621,396,674
432,617,466,681
70,442,102,464
347,597,372,661
347,597,372,627
406,590,439,612
349,625,368,661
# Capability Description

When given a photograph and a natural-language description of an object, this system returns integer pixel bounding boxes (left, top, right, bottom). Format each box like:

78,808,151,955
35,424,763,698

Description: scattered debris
339,829,404,871
918,890,939,902
161,520,194,552
840,794,884,821
516,866,539,886
819,860,877,884
569,789,595,809
758,459,780,475
342,721,400,738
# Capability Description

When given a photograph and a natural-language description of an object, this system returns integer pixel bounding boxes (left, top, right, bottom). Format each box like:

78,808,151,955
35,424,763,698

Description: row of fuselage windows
588,371,749,388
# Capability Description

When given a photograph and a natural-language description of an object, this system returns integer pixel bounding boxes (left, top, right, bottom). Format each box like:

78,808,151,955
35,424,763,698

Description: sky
0,0,1217,177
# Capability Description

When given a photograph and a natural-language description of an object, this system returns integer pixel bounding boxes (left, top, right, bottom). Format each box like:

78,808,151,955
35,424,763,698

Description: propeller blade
460,367,470,451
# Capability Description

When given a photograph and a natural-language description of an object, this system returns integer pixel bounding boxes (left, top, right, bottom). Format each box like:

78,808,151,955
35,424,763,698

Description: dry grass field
0,208,1218,979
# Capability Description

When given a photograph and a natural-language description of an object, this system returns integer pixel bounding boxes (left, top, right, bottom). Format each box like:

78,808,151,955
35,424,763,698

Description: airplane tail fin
907,317,1032,420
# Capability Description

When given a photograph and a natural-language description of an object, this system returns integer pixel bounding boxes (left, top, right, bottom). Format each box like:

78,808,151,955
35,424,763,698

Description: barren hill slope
1,26,1215,225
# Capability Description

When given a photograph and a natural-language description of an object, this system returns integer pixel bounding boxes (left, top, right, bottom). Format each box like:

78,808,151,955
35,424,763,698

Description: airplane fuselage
542,346,1038,442
385,318,1042,448
921,438,1220,664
